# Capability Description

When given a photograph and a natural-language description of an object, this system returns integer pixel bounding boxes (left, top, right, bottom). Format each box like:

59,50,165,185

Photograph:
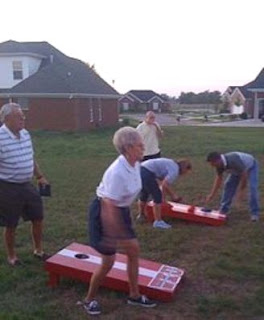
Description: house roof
239,82,254,98
225,82,254,99
0,40,119,97
0,40,68,65
126,90,165,103
247,68,264,91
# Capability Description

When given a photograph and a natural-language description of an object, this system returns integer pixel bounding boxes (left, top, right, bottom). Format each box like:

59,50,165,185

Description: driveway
198,119,264,127
125,113,264,127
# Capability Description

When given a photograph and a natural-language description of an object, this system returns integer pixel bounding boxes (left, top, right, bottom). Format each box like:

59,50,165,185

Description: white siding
231,104,244,114
0,55,42,88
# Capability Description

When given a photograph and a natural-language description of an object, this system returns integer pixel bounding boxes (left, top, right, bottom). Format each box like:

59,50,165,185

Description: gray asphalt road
198,119,264,127
125,113,264,127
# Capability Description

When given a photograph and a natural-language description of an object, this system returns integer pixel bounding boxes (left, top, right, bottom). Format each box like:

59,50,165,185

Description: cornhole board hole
45,242,184,302
145,201,227,226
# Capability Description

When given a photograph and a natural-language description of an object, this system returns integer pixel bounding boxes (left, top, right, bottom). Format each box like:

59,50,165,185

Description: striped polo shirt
0,124,34,183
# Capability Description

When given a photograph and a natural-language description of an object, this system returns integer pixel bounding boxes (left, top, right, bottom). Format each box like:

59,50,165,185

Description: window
12,61,23,80
98,99,102,122
90,106,94,122
90,99,94,123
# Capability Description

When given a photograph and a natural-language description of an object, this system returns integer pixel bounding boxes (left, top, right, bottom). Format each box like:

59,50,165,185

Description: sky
1,0,264,97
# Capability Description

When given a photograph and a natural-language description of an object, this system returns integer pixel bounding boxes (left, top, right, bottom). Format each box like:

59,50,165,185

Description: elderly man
136,111,163,161
0,102,48,266
205,151,260,221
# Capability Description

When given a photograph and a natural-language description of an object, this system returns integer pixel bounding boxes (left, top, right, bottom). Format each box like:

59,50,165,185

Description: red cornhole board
44,242,184,302
145,201,227,226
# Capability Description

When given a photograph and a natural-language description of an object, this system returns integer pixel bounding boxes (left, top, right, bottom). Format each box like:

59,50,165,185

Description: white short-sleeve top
96,155,142,207
136,122,160,156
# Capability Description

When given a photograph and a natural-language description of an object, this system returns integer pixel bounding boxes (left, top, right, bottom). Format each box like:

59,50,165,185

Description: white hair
0,103,21,123
113,126,141,154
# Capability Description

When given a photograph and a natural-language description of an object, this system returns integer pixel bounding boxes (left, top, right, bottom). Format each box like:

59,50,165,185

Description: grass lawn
0,126,263,320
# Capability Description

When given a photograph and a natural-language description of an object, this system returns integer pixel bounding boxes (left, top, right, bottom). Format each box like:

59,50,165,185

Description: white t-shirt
96,155,142,207
136,121,160,156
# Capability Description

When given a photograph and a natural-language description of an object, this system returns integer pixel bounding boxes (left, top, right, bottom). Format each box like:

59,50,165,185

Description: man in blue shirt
205,151,260,221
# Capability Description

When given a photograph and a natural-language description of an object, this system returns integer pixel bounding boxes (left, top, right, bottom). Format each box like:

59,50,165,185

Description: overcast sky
1,0,263,96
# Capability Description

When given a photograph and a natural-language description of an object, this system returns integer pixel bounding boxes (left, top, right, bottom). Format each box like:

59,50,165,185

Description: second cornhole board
44,242,184,302
145,201,227,226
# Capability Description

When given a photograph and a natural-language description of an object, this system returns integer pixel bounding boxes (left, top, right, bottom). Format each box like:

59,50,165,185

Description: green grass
0,126,263,320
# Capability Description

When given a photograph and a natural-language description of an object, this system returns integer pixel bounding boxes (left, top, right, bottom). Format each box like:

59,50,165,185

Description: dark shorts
142,152,161,162
0,180,43,228
88,197,136,256
139,167,162,204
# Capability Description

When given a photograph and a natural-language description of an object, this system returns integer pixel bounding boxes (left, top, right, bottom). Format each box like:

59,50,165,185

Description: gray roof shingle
246,68,264,90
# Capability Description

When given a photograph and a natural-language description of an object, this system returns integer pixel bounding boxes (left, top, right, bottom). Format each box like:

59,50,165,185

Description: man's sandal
33,251,50,261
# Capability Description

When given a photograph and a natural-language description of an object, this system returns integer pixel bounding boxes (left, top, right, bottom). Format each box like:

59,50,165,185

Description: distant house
119,90,170,112
0,40,120,131
222,84,253,114
246,68,264,119
223,68,264,119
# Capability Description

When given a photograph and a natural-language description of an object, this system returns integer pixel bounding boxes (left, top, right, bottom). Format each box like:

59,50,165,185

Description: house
246,68,264,119
0,40,120,131
223,68,264,119
222,84,253,115
119,90,170,112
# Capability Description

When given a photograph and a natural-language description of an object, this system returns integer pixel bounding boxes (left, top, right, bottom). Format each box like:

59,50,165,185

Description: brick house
119,90,170,112
223,68,264,119
222,84,253,115
0,40,120,131
247,68,264,119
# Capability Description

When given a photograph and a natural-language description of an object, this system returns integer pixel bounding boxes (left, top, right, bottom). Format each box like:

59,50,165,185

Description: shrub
239,112,248,120
229,114,238,121
122,118,130,125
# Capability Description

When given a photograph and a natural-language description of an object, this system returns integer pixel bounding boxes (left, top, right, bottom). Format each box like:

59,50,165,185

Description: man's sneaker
136,213,146,223
153,220,171,229
127,295,157,308
83,300,101,315
251,215,259,222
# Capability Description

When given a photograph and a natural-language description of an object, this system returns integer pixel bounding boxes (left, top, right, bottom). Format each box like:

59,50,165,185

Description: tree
178,90,221,104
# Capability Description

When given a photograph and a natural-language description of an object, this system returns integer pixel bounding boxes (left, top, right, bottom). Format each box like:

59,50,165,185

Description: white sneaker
153,220,171,229
83,300,101,315
127,295,157,307
251,215,259,222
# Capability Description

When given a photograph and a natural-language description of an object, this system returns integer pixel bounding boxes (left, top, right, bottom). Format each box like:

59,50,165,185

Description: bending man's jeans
220,160,260,217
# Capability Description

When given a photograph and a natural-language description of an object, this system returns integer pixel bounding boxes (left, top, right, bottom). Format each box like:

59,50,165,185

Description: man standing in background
136,111,163,161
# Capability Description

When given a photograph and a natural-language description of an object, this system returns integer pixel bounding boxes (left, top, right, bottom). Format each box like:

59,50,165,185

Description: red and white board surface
146,201,227,226
45,242,184,302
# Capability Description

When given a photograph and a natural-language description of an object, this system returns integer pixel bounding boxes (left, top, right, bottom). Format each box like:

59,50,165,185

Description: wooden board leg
47,272,60,287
